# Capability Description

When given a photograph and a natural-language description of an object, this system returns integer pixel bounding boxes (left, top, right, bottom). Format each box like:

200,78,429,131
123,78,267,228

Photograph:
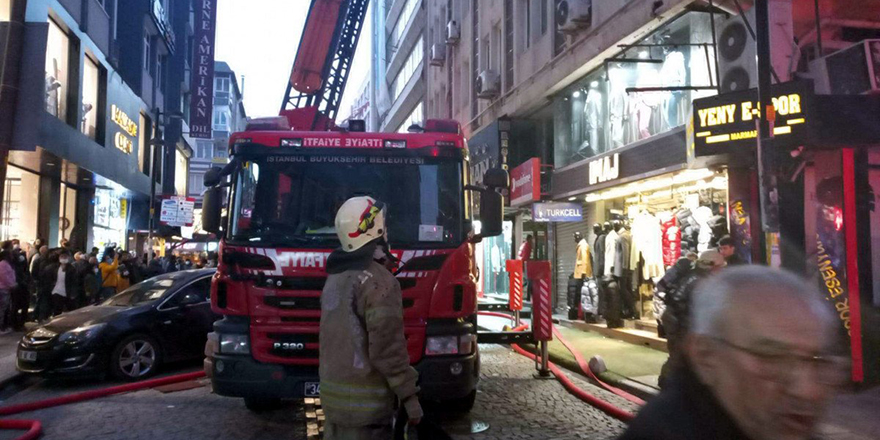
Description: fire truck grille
264,296,322,310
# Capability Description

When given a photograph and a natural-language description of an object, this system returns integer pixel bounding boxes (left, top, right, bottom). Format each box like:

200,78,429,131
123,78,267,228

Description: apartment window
189,173,204,196
554,0,566,56
197,140,213,159
471,0,479,117
391,36,423,101
396,102,424,133
81,56,100,139
386,0,420,57
525,0,531,49
215,77,230,93
143,35,151,72
212,109,229,130
45,18,70,121
504,1,514,92
541,0,548,35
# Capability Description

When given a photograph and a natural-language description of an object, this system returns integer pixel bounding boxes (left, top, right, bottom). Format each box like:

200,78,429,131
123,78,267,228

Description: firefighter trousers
324,423,393,440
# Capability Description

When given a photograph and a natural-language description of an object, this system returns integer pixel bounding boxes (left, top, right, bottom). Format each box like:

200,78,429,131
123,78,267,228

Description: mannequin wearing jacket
603,221,624,328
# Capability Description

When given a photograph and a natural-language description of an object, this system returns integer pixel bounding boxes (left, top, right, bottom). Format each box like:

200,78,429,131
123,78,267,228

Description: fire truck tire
244,397,283,412
445,389,476,413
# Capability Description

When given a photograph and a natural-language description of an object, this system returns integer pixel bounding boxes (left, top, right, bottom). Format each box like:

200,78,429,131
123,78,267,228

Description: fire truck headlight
458,334,476,355
425,336,458,356
219,334,250,355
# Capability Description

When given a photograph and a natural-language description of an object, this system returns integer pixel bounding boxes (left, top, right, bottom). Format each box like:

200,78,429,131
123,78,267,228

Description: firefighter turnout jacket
319,244,423,428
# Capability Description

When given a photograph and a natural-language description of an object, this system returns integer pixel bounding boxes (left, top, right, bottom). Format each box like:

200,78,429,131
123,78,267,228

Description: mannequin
617,221,637,319
570,232,594,320
603,221,624,328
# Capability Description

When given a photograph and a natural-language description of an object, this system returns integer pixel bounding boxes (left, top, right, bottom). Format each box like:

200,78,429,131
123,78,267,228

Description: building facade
187,61,246,205
423,0,880,385
370,0,425,133
1,0,194,253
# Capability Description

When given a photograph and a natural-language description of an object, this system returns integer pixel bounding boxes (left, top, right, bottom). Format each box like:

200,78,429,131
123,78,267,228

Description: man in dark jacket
620,266,844,440
9,240,30,329
72,252,91,309
43,250,76,316
320,197,422,439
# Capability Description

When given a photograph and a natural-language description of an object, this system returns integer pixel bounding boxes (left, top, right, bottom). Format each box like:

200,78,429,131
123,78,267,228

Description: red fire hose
478,311,637,422
0,370,206,439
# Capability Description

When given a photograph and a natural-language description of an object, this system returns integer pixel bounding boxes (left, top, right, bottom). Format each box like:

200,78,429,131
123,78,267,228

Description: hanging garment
694,206,714,253
632,212,665,280
604,229,620,277
618,228,633,274
661,217,682,267
593,234,606,278
574,239,593,279
580,278,600,317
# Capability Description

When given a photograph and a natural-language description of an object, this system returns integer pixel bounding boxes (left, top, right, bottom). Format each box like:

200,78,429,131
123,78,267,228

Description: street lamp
146,109,184,262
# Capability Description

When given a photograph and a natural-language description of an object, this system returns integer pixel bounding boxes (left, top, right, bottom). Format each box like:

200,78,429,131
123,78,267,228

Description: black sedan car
17,269,217,380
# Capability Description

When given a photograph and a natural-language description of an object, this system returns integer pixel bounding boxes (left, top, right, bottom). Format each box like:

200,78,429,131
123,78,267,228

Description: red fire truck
198,0,507,411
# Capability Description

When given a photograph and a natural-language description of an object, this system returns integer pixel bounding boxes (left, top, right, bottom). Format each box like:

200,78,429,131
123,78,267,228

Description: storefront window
553,12,717,168
2,166,40,243
58,183,77,246
93,188,128,250
481,221,513,296
45,18,70,121
175,149,188,196
82,56,100,139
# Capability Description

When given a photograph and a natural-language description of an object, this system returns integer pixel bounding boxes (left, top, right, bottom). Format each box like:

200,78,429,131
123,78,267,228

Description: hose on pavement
0,370,206,439
478,312,636,422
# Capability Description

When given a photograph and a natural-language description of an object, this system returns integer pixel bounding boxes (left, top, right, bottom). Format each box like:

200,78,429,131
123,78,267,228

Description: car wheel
244,397,283,412
111,334,161,380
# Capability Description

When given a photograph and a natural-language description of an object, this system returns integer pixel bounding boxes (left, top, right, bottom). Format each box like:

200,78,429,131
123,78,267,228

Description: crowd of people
0,238,216,334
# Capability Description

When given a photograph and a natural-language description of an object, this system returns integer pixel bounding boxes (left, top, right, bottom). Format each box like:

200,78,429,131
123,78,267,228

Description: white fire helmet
335,196,387,252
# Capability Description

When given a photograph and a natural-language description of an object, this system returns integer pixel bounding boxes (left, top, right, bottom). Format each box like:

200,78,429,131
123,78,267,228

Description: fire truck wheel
445,389,477,413
244,397,283,412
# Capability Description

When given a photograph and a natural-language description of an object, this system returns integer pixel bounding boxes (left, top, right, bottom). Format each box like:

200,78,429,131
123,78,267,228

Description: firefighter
320,196,422,439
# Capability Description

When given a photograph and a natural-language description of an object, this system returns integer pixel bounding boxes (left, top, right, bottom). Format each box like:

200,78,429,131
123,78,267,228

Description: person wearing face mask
99,248,119,302
9,240,30,330
71,252,89,309
43,250,76,316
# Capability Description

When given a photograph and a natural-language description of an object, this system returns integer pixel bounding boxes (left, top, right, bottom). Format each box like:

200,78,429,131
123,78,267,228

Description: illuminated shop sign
588,153,619,185
110,104,137,154
692,81,813,156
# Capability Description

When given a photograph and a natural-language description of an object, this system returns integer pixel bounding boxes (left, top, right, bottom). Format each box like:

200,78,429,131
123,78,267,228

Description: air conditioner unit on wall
810,39,880,95
556,0,592,34
447,20,460,45
477,70,500,99
430,44,446,67
716,1,794,93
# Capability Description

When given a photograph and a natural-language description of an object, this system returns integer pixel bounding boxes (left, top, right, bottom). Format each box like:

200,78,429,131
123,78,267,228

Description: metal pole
813,0,823,55
755,0,776,234
539,340,550,377
514,310,521,328
147,108,160,262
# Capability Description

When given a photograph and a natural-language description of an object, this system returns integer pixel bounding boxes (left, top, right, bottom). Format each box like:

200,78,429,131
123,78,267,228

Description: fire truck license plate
304,382,320,397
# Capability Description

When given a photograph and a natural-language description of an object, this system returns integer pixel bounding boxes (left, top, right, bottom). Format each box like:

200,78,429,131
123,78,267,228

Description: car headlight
27,327,57,340
219,334,250,355
58,324,106,344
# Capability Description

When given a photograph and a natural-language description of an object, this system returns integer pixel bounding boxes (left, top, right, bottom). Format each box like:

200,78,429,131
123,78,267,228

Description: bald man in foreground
620,266,847,440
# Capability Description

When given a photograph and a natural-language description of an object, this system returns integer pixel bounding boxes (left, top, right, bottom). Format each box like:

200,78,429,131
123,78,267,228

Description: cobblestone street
0,344,636,440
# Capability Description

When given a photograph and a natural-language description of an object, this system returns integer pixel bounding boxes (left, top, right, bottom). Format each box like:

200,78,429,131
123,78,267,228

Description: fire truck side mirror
202,187,223,235
483,168,509,189
480,190,503,238
204,167,222,188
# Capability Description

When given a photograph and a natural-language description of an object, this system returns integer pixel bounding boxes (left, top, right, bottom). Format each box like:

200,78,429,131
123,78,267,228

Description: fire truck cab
200,115,507,411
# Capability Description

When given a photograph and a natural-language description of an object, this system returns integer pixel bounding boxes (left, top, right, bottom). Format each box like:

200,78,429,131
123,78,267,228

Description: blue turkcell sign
532,203,583,222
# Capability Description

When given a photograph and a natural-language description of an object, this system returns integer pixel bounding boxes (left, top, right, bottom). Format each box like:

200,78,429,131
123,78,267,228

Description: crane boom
281,0,370,128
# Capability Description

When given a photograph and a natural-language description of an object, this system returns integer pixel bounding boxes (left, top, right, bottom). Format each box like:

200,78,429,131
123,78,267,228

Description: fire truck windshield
227,154,466,248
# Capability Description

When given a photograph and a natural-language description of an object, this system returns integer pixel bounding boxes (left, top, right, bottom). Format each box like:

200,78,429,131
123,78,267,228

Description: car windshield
103,277,177,306
227,153,466,248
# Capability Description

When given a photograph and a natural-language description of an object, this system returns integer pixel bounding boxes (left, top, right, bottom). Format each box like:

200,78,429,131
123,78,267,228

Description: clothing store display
661,214,682,267
580,278,599,318
631,211,664,280
618,228,632,272
693,206,714,252
574,239,592,279
602,277,624,328
604,229,620,277
593,233,606,278
584,87,604,154
567,278,583,320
